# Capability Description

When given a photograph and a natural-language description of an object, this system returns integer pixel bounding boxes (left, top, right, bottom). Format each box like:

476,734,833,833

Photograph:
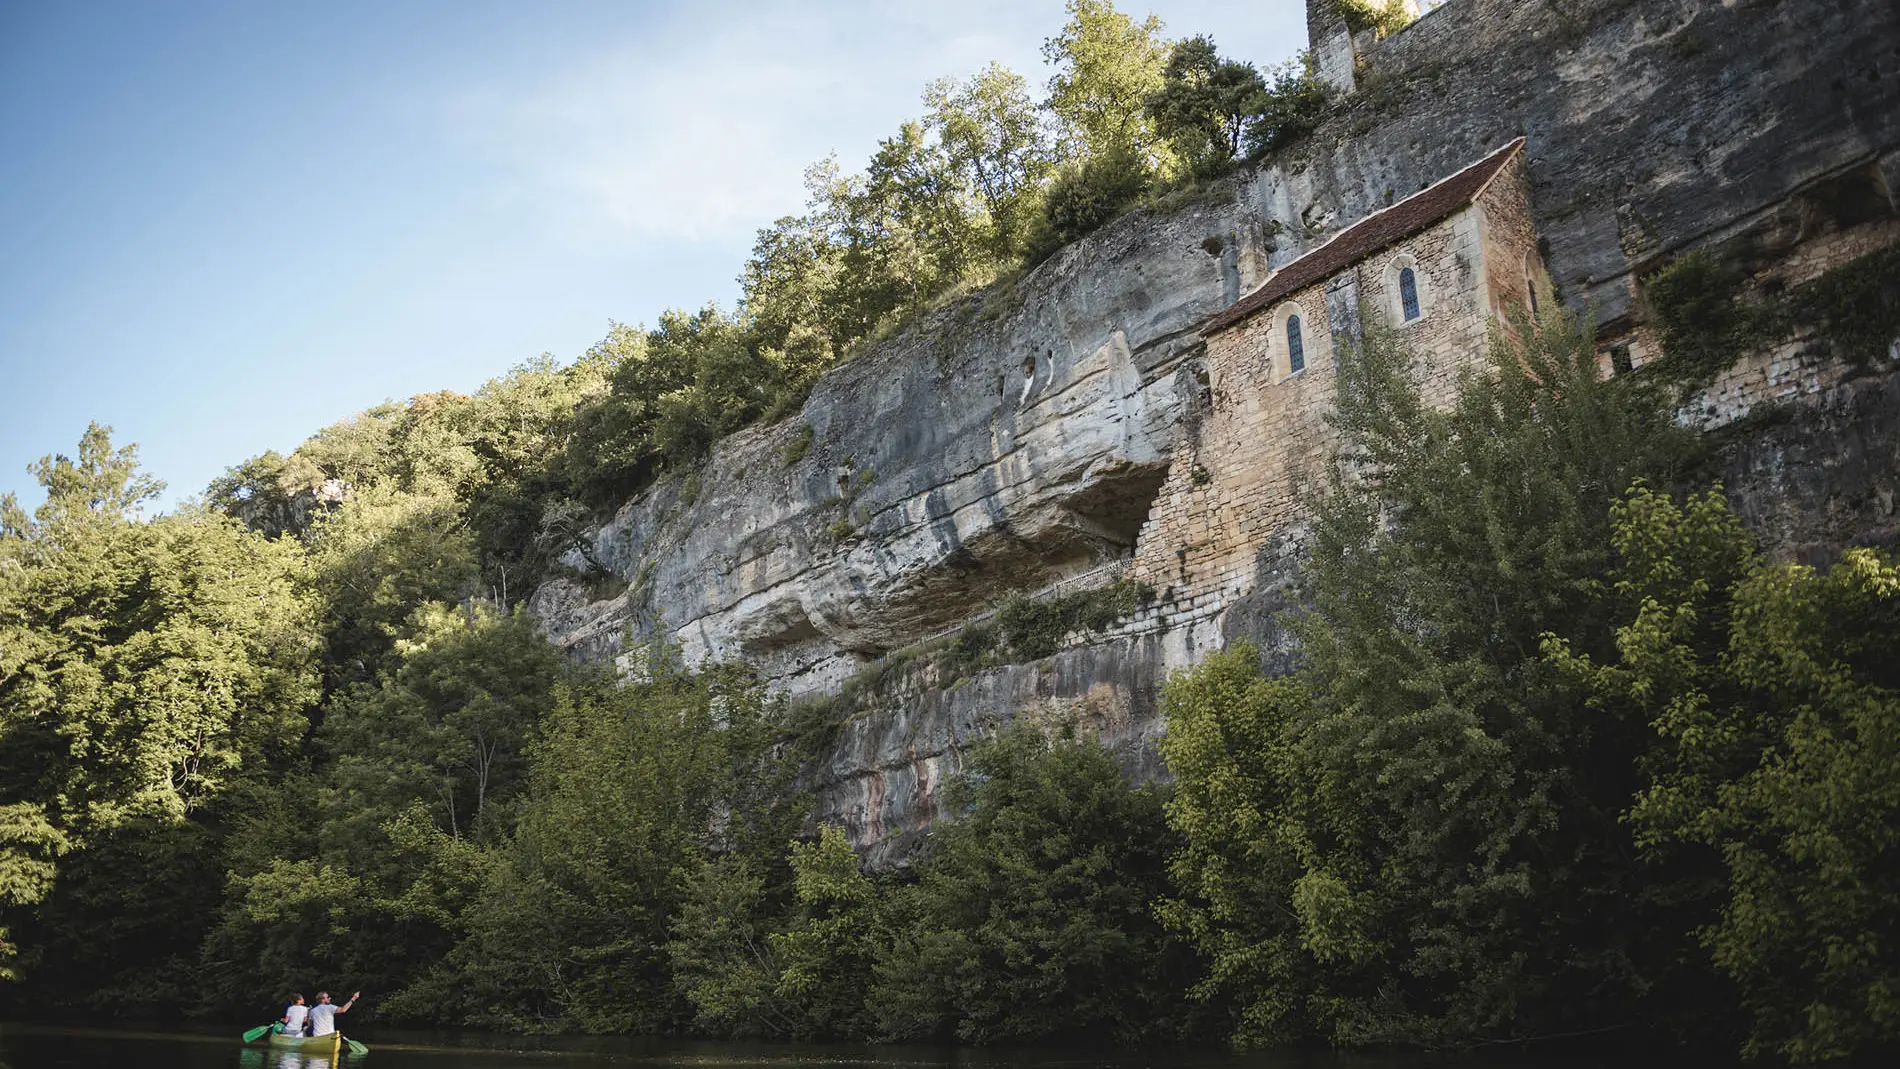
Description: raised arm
337,992,360,1015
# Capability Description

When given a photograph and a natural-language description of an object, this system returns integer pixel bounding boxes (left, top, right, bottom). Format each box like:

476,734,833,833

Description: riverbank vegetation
7,298,1895,1061
3,2,1896,1064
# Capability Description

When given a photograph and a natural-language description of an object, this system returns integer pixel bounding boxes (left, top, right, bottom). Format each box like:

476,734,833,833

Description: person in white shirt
307,990,359,1036
280,993,309,1036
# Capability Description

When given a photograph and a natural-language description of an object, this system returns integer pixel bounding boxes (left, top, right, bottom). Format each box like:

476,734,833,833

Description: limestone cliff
531,0,1900,865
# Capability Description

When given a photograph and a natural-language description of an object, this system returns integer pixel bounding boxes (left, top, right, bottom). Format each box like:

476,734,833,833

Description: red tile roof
1204,138,1526,335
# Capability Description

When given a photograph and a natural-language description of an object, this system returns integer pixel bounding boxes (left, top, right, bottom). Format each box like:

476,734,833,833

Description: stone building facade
1125,140,1545,625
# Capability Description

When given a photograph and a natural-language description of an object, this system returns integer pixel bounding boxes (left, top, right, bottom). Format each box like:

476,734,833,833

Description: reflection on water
0,1021,1743,1069
0,1024,367,1069
236,1048,339,1069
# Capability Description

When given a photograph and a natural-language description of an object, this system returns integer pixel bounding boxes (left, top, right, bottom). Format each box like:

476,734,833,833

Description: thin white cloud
432,0,1304,248
439,1,1052,245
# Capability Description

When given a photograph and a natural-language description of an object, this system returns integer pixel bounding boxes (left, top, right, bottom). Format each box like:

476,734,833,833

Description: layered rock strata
532,0,1900,862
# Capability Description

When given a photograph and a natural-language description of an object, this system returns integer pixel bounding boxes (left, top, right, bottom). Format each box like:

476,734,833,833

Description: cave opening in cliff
1061,461,1171,554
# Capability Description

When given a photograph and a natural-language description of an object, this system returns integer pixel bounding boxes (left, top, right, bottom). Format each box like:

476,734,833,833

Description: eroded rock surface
530,0,1900,863
529,198,1262,696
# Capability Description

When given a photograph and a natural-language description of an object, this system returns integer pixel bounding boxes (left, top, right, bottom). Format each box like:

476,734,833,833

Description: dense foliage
1549,488,1900,1063
1163,312,1702,1046
662,725,1193,1045
3,4,1896,1063
1645,246,1900,392
1,426,320,988
1158,311,1899,1061
6,316,1897,1063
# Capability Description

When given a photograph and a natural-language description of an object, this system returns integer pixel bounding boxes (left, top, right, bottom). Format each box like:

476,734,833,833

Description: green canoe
267,1030,343,1058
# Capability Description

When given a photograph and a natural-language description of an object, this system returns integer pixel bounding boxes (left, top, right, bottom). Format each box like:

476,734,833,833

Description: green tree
562,308,779,509
321,602,564,845
771,824,881,1038
305,484,480,688
421,654,795,1032
872,725,1190,1044
215,356,611,601
281,402,404,492
737,205,843,412
924,63,1055,259
1246,55,1329,155
27,423,163,521
1042,0,1173,168
1156,644,1316,1045
836,125,986,330
668,824,881,1040
1292,312,1696,1043
1145,36,1267,173
0,805,68,981
428,356,609,596
668,853,787,1036
1549,487,1900,1063
0,426,320,994
200,600,565,1016
0,432,321,830
645,306,774,466
1161,312,1702,1047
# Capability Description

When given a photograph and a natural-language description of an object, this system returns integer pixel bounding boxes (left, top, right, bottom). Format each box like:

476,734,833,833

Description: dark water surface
0,1023,1708,1069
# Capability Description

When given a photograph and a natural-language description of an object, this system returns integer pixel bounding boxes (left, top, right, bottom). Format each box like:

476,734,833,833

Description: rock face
528,199,1254,698
804,631,1179,871
531,0,1900,864
1718,368,1900,567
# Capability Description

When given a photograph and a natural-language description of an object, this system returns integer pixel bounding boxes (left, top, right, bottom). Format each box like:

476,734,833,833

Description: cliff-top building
1129,139,1544,615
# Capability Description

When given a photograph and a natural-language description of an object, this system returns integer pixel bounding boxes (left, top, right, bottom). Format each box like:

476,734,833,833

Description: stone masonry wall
1473,151,1546,329
1683,217,1900,427
1128,156,1541,623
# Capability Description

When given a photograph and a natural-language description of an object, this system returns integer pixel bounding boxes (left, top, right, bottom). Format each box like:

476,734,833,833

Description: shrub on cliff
1646,244,1900,395
1144,36,1327,174
1334,0,1418,38
1021,145,1153,266
1245,55,1329,156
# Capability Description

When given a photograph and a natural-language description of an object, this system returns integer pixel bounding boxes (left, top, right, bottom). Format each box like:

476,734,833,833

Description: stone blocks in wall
1129,153,1543,628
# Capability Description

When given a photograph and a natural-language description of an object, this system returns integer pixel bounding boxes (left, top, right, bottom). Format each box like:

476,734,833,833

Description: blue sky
0,0,1306,511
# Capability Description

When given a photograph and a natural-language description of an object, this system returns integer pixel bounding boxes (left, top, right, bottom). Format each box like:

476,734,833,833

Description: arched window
1399,267,1420,321
1286,314,1306,373
1387,255,1427,326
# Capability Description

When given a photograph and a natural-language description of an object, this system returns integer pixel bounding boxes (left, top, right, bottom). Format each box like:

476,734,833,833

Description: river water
0,1023,1708,1069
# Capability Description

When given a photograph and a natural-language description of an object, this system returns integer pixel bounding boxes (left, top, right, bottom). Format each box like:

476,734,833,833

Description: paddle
241,1022,276,1043
342,1035,370,1057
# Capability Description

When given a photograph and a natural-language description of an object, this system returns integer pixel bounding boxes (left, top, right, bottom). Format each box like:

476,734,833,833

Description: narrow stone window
1399,267,1420,321
1610,344,1633,375
1287,314,1306,373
